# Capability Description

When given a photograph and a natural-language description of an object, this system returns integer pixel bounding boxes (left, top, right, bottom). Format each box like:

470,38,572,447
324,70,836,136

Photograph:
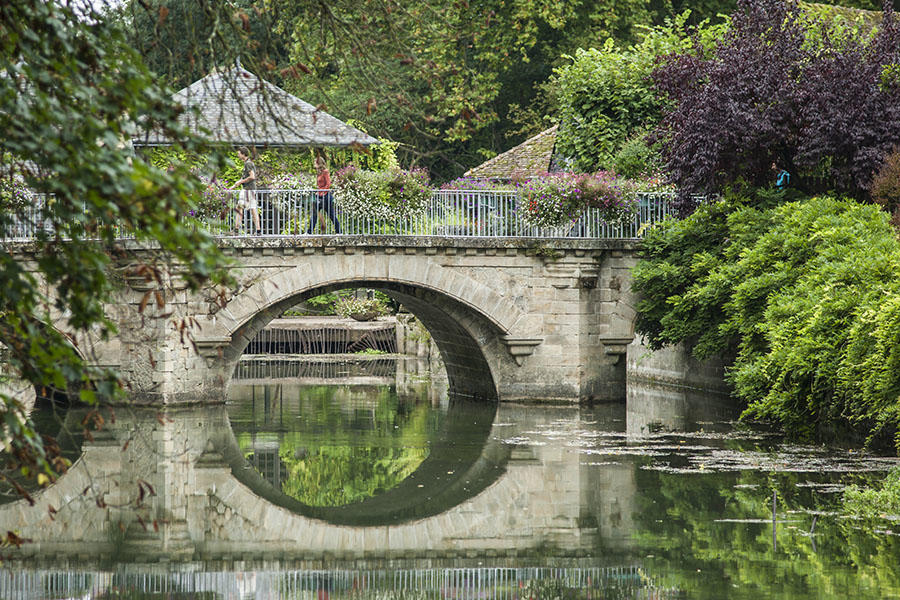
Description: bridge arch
208,257,530,399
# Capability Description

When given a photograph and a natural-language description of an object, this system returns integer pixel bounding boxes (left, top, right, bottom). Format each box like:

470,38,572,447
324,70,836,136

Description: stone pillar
112,267,227,405
580,249,641,401
510,249,633,402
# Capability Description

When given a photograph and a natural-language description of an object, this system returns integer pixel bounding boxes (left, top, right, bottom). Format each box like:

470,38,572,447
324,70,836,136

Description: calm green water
2,357,900,599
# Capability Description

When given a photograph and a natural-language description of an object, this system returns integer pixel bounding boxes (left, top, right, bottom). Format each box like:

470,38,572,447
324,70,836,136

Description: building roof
133,66,378,148
464,125,558,179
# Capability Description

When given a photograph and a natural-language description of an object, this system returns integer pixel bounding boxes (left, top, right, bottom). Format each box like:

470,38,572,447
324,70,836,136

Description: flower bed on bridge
443,171,671,229
333,166,431,220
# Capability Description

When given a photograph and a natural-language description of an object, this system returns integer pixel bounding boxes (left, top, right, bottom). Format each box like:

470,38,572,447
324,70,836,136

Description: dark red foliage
652,0,900,210
870,149,900,225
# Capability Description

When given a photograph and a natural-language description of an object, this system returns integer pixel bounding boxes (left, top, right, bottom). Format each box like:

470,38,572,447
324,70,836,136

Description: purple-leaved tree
652,0,900,209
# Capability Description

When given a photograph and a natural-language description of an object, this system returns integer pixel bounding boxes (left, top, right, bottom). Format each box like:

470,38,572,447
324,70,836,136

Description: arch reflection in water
0,392,620,562
226,356,507,525
0,396,87,507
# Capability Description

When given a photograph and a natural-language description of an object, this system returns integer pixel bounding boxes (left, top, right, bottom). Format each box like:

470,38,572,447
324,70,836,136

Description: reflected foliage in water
631,464,900,599
228,380,442,507
571,414,900,600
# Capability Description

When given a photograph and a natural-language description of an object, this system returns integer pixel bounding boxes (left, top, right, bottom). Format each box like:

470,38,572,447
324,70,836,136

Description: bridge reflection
0,395,639,563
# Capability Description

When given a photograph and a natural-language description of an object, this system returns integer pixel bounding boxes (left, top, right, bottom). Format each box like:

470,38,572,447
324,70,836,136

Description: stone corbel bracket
600,336,634,357
502,336,543,366
123,264,191,292
194,335,232,361
544,261,600,289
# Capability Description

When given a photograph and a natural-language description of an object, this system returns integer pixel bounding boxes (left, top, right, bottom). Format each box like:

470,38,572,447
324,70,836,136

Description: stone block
362,253,389,280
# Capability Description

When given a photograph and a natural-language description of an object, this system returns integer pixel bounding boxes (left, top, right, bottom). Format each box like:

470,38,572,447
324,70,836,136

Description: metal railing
242,323,398,355
0,566,681,599
1,190,676,241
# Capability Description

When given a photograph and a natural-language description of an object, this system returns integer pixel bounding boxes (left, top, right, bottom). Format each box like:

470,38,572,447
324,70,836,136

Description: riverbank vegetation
631,0,900,454
634,193,900,449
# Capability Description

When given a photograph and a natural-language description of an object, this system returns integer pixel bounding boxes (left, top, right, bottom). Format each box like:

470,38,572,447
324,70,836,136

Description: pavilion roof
464,125,558,179
133,66,377,148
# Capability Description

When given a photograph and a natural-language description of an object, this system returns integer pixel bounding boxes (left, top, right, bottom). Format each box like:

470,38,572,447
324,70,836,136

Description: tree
269,0,736,180
551,13,725,173
122,0,291,91
119,0,752,180
651,0,900,205
0,1,231,505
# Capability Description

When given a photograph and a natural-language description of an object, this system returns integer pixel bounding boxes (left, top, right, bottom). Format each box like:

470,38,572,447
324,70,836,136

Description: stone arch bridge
11,236,641,403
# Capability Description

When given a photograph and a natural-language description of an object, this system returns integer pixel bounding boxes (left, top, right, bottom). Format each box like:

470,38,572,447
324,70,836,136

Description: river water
2,356,900,599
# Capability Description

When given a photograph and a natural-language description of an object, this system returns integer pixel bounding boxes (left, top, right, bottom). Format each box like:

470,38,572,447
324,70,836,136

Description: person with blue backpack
773,162,790,188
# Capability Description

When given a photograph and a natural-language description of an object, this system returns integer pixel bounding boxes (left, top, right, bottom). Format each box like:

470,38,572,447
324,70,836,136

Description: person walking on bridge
307,154,341,234
230,146,261,235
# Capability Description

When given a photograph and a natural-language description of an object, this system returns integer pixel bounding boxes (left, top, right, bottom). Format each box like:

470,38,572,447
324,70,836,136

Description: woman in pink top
306,155,341,234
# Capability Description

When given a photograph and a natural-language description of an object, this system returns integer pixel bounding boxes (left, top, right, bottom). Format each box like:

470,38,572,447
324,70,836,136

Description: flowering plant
517,174,584,229
632,173,675,194
334,295,389,321
264,172,317,190
574,172,640,220
440,177,516,191
189,174,230,220
516,171,642,228
0,174,33,210
334,166,431,220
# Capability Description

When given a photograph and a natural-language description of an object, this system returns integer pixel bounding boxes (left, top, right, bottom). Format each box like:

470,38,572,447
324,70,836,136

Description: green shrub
552,13,724,172
553,42,660,172
334,295,390,320
634,194,900,449
611,133,662,179
632,194,746,358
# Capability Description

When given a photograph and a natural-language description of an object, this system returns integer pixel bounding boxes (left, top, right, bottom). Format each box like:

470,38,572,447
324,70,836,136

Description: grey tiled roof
133,67,378,147
464,125,558,179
